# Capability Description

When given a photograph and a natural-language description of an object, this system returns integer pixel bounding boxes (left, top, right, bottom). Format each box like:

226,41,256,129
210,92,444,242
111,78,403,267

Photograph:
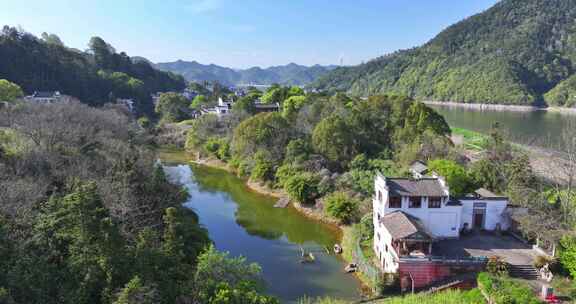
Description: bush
534,255,556,269
285,172,319,204
477,272,541,304
486,256,509,276
251,152,275,182
324,192,359,224
274,164,302,189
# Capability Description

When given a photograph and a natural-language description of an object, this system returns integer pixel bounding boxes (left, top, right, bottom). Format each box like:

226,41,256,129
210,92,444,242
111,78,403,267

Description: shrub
534,255,556,269
285,172,319,204
274,164,302,189
477,272,541,304
324,192,359,224
251,152,275,182
486,256,508,276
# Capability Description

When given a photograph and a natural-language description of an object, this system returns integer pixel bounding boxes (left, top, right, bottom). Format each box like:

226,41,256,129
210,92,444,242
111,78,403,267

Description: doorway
473,203,486,230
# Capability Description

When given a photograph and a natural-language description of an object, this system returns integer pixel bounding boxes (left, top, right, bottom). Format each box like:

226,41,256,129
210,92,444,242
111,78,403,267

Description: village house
373,171,510,273
116,98,135,113
25,91,64,103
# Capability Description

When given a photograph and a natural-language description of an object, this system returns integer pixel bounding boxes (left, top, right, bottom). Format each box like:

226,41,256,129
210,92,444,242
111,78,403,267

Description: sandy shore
425,100,576,115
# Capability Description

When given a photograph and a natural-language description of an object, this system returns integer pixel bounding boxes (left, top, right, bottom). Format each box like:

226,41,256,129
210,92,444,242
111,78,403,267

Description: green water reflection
162,158,360,303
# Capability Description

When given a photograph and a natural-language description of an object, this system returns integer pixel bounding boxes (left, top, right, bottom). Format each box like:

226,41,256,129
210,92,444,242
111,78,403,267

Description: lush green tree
113,276,158,304
190,95,207,109
284,138,313,164
250,151,275,182
324,192,358,223
35,182,127,304
232,113,290,163
312,115,356,167
282,95,307,120
559,236,576,278
194,245,277,304
0,79,23,102
155,92,190,123
285,172,319,204
428,159,475,197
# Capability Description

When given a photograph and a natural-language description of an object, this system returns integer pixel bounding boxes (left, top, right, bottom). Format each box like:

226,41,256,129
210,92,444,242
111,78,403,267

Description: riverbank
172,150,375,293
424,100,576,115
451,127,570,185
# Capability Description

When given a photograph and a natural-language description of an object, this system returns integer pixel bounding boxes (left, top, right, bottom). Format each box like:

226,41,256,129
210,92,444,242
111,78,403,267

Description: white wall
373,215,399,273
460,200,509,231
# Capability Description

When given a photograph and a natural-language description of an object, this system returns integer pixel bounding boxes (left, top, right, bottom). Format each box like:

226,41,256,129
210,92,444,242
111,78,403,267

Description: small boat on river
345,263,358,273
300,247,316,263
334,244,343,254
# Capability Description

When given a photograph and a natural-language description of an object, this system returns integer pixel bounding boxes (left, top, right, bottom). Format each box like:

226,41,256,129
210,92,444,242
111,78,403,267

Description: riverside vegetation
0,102,278,304
182,83,576,302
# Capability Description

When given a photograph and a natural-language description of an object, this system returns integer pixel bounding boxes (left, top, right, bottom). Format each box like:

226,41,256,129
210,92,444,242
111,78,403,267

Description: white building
26,91,63,103
200,97,233,118
373,172,510,273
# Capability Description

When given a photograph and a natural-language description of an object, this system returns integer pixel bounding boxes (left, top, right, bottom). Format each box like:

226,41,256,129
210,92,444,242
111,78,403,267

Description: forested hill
0,26,185,114
313,0,576,107
156,60,336,86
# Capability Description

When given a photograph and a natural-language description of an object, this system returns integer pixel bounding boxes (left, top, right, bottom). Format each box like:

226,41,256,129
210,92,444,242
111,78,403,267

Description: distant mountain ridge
313,0,576,107
155,60,337,86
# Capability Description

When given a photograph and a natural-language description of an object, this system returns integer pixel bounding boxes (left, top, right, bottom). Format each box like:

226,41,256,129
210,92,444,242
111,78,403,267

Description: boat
333,244,343,254
300,247,315,263
344,263,358,273
301,252,315,263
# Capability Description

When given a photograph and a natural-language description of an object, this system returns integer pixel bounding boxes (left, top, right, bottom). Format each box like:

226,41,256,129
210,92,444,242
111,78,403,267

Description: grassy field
451,127,489,151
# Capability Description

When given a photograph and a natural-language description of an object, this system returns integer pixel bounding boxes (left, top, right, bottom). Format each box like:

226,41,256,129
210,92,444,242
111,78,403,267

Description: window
429,197,442,208
389,196,402,208
378,190,382,202
409,196,422,208
377,233,380,241
385,244,388,252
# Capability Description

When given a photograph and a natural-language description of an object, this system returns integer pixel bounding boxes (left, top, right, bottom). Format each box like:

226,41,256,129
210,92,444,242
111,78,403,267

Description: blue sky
2,0,499,68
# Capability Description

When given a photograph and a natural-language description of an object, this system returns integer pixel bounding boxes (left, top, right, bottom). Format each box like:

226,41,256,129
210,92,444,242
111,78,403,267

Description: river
429,105,576,148
161,155,361,303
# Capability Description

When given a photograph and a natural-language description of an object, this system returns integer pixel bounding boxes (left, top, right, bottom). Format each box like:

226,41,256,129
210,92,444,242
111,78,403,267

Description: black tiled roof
386,178,446,197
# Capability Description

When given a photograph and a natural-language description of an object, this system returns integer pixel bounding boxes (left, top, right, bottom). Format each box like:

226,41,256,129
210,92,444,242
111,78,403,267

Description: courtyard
432,232,539,265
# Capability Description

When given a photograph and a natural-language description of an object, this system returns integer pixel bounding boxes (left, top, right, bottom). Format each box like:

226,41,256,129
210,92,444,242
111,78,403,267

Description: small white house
373,172,510,273
26,91,63,103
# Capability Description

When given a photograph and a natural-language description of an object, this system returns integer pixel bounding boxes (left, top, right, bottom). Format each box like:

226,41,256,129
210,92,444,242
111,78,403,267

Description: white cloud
186,0,222,14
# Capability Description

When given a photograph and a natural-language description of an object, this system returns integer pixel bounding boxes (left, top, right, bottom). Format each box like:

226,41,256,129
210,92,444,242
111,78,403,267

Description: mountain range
313,0,576,107
155,60,337,86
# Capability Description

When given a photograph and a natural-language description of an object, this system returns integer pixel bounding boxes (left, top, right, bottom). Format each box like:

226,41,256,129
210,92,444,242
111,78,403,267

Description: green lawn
451,127,489,151
372,289,485,304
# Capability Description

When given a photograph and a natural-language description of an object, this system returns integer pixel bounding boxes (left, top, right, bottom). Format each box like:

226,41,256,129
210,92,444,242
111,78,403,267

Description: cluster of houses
372,160,518,290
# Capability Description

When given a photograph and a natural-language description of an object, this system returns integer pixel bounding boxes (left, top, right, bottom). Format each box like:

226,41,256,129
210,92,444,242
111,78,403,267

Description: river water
161,157,361,303
429,105,576,148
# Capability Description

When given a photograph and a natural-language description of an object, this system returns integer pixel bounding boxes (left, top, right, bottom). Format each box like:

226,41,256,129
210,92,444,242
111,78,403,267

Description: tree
190,95,207,109
155,92,190,122
324,192,358,224
282,95,307,120
232,113,290,163
0,80,23,102
35,182,127,304
194,245,277,304
559,236,576,278
113,276,159,304
284,172,319,204
41,32,64,46
428,159,475,197
312,115,356,167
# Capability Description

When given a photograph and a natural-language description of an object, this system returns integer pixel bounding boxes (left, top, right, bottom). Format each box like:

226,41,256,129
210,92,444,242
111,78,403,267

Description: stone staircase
508,264,539,280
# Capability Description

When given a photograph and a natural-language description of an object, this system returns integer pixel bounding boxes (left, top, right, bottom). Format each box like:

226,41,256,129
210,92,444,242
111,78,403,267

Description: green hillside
156,60,336,86
0,26,185,115
313,0,576,106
